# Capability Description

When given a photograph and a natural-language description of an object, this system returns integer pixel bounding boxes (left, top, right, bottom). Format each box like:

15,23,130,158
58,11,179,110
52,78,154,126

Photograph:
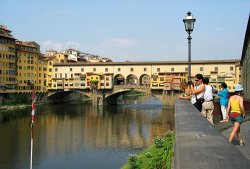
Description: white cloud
100,38,136,49
41,40,82,52
88,38,137,60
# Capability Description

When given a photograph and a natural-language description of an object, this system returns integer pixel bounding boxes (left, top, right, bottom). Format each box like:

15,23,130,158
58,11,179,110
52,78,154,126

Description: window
81,68,84,72
93,68,96,72
130,68,133,72
118,68,121,72
214,67,218,71
160,77,164,81
144,68,147,71
200,67,203,71
70,68,72,71
185,67,188,72
157,68,160,72
55,68,58,72
171,68,174,71
105,68,108,72
106,82,109,86
230,66,233,71
106,77,109,81
65,74,67,78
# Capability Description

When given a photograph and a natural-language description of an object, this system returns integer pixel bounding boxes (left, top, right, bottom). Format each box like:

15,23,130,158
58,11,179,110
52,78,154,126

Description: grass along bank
123,91,148,97
121,131,174,169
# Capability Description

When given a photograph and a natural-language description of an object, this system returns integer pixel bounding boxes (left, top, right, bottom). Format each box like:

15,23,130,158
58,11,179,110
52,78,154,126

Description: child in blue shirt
218,82,229,122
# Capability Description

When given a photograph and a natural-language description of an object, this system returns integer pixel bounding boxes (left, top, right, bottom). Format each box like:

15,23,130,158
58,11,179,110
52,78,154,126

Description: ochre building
0,25,16,93
52,60,241,92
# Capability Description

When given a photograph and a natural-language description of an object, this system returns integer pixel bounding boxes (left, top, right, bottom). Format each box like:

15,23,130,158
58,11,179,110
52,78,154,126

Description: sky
1,0,249,62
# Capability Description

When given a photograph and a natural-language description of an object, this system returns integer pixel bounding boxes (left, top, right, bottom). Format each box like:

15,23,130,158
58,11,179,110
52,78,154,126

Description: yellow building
44,51,70,91
51,60,240,92
16,41,45,93
55,52,68,63
87,73,100,89
37,55,48,92
0,25,16,93
86,73,113,90
151,73,165,89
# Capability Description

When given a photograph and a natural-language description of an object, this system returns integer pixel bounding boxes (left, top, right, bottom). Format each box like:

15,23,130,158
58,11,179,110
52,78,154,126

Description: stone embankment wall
175,99,250,169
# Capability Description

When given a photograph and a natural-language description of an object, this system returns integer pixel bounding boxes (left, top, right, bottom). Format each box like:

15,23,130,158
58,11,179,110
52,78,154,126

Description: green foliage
121,131,175,169
90,80,99,84
128,154,138,169
145,152,152,158
154,136,164,148
124,91,148,97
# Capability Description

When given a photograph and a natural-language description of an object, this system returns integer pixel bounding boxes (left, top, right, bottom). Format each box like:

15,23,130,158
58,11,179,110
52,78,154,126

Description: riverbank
121,132,174,169
0,104,31,111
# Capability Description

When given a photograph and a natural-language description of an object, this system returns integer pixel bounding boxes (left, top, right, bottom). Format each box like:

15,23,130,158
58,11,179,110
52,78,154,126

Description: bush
154,136,164,148
128,154,138,169
145,152,152,158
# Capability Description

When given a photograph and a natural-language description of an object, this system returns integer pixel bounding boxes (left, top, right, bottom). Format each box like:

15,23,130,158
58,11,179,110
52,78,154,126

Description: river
0,95,174,169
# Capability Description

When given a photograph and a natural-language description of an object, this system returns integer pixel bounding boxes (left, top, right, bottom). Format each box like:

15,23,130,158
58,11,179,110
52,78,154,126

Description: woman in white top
201,77,214,124
190,74,205,112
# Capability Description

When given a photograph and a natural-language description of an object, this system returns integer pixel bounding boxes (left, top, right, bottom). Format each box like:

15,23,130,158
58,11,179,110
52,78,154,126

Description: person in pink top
226,84,246,146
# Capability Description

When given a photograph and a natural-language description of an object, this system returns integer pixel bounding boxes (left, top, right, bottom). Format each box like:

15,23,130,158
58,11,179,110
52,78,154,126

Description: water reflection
0,96,174,169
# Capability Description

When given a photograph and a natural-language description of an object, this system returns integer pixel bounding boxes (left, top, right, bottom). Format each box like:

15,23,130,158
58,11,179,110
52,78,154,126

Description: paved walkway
215,115,250,160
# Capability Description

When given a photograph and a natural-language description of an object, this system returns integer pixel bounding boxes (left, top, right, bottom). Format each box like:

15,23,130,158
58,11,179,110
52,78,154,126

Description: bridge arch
47,90,92,102
139,74,150,86
114,74,125,85
104,87,150,105
126,74,138,85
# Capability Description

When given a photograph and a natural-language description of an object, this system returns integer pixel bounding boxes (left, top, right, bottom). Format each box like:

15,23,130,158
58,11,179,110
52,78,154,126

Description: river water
0,96,174,169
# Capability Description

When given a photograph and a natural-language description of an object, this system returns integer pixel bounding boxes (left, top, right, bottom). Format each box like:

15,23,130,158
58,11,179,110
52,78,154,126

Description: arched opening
139,74,150,86
114,74,125,85
126,74,138,85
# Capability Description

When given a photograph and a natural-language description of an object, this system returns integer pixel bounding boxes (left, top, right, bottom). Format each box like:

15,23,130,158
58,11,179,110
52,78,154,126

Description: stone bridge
47,85,181,107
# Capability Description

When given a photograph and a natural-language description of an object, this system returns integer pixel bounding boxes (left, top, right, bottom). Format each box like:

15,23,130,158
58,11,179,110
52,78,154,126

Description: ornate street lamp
183,11,196,81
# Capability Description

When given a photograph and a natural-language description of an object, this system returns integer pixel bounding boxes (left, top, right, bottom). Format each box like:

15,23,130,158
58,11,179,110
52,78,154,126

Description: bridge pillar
0,94,3,104
92,89,98,106
162,90,180,108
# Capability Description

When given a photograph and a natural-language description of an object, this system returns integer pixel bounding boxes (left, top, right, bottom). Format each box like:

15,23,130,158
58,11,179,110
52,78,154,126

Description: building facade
241,14,250,100
52,60,241,92
0,25,16,93
16,41,46,92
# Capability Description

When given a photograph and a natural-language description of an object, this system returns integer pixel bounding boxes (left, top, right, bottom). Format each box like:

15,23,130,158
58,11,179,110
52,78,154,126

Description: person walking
218,82,229,122
190,74,205,112
201,77,214,124
226,84,246,146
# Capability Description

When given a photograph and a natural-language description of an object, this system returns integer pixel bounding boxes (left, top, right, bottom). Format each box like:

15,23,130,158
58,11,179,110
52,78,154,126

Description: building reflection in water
0,96,174,168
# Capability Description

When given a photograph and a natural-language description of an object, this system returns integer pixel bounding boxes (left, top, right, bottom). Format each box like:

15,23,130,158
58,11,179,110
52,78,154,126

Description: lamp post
183,11,196,82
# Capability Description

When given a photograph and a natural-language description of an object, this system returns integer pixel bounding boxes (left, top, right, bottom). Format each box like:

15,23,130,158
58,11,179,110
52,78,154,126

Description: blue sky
1,0,249,61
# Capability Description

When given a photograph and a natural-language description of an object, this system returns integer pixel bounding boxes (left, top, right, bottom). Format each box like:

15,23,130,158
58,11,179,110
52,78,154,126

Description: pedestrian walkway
215,115,250,160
